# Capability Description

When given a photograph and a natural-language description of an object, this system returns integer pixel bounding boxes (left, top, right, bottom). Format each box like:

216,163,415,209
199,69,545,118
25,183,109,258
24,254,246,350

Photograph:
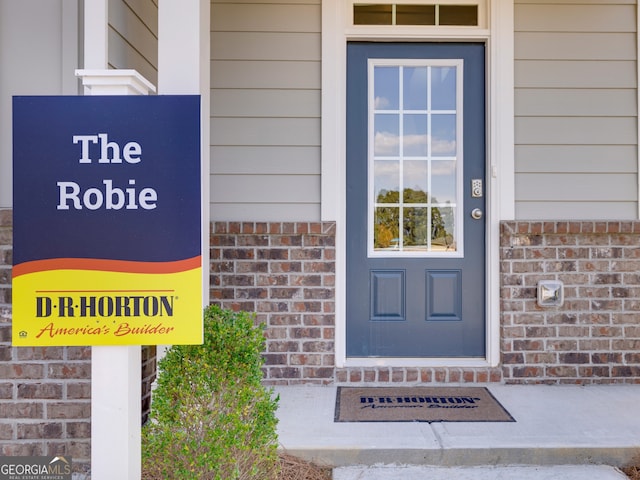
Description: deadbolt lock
471,179,483,198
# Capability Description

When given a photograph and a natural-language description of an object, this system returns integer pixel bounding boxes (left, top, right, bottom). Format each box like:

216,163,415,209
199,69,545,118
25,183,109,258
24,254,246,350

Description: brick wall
501,221,640,384
209,221,506,385
210,221,336,384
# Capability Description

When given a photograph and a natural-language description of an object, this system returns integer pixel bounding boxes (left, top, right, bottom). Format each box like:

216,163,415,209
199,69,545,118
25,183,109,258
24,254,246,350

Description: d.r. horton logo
0,456,72,480
36,294,175,318
30,294,177,340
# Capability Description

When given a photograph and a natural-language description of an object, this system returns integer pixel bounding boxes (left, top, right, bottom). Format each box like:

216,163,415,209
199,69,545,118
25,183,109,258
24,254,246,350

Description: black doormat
335,386,515,423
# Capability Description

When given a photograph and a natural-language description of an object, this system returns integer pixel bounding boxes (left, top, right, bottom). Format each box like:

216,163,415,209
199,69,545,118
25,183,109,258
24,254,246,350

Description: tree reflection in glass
374,187,454,252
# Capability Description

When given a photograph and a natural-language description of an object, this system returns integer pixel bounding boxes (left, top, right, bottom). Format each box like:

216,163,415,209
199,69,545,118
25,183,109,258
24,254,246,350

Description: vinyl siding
108,0,158,87
514,0,638,219
210,0,322,221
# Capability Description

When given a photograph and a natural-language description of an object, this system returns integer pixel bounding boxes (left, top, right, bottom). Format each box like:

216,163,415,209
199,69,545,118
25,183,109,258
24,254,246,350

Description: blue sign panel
13,95,203,346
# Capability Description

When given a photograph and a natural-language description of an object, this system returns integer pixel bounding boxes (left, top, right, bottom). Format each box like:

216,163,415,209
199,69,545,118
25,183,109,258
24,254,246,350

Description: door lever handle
471,208,483,220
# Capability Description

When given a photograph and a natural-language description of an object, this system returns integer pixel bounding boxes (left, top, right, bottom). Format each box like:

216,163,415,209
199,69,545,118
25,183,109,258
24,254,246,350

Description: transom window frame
367,58,465,258
348,0,488,30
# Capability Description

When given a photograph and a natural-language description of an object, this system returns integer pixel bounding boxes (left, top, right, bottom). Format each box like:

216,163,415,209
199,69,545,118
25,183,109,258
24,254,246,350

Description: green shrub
142,305,280,480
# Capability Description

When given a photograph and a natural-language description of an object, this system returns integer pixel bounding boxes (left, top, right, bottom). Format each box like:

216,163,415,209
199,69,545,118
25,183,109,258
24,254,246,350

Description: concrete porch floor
274,384,640,479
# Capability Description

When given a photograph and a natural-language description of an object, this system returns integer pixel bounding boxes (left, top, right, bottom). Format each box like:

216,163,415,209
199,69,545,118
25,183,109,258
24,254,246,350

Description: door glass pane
374,160,400,201
403,160,429,203
431,160,456,204
403,207,429,249
375,67,399,110
404,67,428,110
403,114,428,156
370,60,461,256
431,114,456,157
374,113,400,156
431,67,456,110
374,207,400,249
431,206,456,251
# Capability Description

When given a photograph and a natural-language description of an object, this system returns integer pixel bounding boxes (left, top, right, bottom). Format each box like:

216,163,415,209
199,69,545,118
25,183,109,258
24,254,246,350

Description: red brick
0,423,12,440
18,422,63,439
0,403,43,419
348,369,362,382
0,364,44,379
17,383,62,399
47,402,90,419
1,443,43,456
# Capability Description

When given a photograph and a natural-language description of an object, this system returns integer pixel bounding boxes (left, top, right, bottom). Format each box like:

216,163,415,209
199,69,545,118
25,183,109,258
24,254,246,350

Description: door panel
346,42,486,358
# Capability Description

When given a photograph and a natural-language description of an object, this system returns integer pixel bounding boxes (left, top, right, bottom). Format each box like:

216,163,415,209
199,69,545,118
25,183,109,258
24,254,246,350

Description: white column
77,70,156,480
81,0,108,70
157,0,210,361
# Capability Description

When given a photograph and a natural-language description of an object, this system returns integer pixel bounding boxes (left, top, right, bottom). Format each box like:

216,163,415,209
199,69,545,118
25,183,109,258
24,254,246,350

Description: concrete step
274,385,640,469
333,465,628,480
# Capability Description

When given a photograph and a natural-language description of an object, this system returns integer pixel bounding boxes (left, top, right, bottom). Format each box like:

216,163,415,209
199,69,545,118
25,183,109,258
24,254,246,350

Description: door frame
321,0,515,368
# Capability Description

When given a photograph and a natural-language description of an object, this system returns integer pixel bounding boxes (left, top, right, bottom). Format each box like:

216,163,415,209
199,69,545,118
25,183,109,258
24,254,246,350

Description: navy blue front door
346,43,486,357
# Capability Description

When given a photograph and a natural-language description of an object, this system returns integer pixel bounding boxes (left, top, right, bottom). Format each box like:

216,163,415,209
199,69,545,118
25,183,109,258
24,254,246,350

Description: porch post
157,0,211,349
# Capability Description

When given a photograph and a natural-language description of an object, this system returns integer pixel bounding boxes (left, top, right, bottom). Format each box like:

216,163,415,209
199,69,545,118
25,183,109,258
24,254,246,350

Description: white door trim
321,0,514,368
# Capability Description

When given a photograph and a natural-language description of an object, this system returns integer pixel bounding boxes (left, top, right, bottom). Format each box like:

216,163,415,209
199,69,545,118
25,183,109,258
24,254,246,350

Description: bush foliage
142,305,280,479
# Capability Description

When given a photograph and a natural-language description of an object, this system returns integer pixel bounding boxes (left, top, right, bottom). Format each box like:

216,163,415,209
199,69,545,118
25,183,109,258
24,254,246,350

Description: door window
369,59,463,257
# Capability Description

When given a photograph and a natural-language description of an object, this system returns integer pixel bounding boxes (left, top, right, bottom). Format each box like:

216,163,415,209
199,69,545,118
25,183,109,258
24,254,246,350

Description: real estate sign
12,95,203,346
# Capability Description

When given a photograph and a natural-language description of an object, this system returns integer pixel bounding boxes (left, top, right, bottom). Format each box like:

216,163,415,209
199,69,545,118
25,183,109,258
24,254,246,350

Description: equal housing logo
0,456,72,480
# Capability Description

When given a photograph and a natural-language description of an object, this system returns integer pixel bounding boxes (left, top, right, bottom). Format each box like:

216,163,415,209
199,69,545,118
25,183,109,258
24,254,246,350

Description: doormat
335,387,515,423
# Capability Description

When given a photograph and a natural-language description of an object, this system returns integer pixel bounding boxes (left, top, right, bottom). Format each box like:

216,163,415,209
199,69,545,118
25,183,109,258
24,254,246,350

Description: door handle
471,208,483,220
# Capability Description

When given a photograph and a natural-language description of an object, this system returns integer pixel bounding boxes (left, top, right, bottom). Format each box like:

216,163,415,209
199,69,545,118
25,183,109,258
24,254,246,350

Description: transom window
369,59,464,257
354,3,479,26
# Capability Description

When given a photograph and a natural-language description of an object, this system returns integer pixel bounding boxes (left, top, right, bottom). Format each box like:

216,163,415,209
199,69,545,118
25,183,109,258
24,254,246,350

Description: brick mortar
211,221,337,385
501,220,640,384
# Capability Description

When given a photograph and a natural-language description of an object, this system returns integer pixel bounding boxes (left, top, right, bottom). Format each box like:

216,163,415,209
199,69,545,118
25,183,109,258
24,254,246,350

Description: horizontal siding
516,146,637,173
516,0,634,3
211,147,320,174
211,32,320,60
211,118,319,146
211,4,320,32
212,90,320,117
211,61,320,89
516,118,637,145
514,1,638,220
210,0,321,221
108,0,158,86
515,201,637,220
516,89,636,116
210,203,320,221
515,4,636,32
515,61,636,88
516,173,637,201
211,175,319,203
515,32,636,60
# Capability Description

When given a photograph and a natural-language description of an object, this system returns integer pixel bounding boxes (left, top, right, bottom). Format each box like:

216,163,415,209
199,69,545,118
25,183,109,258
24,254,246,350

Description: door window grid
368,59,464,258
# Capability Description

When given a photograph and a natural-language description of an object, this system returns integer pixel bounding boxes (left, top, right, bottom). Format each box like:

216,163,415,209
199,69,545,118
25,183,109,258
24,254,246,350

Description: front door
346,42,486,357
